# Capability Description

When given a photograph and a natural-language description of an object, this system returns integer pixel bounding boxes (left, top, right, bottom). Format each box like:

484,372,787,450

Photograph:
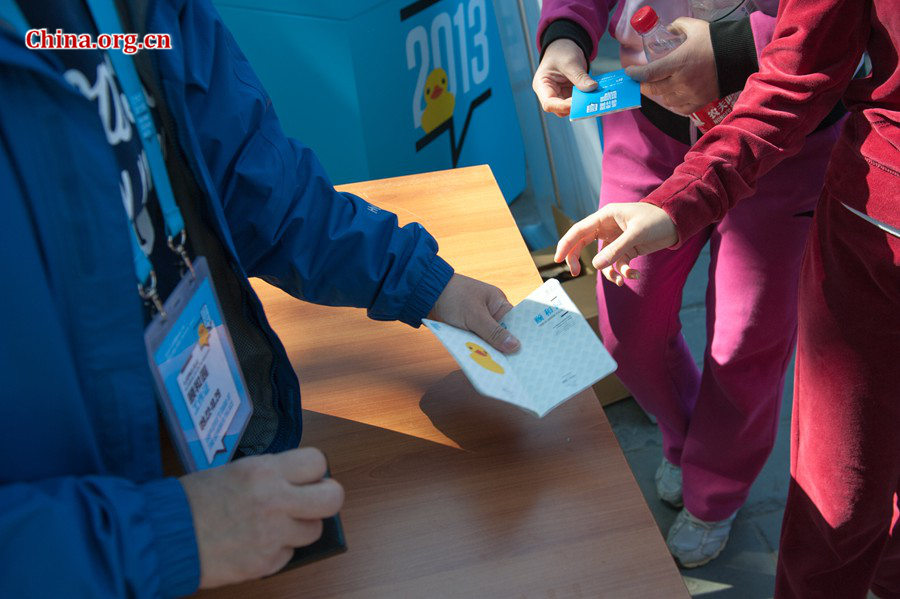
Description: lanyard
1,0,192,314
83,0,195,315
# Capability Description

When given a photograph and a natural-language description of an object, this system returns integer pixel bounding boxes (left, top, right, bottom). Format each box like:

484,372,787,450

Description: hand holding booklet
423,279,617,418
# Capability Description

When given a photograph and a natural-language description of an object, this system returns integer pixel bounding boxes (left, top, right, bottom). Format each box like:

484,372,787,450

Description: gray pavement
602,243,793,599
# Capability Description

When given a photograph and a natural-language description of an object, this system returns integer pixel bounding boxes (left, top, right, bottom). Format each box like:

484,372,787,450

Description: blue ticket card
144,257,252,472
569,69,641,121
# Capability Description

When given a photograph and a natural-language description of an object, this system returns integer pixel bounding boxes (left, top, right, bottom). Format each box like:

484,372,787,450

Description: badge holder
143,257,252,471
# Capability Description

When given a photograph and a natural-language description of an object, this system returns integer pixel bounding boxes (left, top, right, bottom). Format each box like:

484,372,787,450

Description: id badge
144,256,252,471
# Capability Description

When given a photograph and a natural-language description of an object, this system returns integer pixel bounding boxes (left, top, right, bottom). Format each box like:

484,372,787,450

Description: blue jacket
0,1,454,596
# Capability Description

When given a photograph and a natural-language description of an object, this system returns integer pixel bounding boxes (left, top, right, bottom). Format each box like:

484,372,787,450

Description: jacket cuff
709,17,758,97
539,19,593,64
398,255,454,328
140,478,200,598
642,174,720,250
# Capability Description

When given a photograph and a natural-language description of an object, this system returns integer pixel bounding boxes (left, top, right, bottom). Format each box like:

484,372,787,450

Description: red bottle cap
630,6,660,35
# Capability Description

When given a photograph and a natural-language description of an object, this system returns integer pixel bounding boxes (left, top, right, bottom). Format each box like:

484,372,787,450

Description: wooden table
203,166,687,598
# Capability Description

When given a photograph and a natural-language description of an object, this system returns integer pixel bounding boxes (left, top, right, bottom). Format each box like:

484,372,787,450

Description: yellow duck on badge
421,68,455,134
466,341,504,374
197,322,210,348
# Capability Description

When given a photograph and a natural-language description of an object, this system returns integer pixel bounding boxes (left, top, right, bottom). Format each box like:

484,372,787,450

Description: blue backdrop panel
214,0,526,202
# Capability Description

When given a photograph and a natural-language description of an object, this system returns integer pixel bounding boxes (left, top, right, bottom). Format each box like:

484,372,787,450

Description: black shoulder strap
114,0,188,178
113,0,155,98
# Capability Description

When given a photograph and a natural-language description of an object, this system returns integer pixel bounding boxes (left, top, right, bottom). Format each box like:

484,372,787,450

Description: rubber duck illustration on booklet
421,68,455,133
466,342,504,374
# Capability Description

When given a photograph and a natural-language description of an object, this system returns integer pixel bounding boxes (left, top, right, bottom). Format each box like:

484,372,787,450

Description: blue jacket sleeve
0,142,199,598
170,0,454,327
0,478,197,598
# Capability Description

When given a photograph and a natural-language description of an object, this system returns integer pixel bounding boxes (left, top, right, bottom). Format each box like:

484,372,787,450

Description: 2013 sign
402,0,493,165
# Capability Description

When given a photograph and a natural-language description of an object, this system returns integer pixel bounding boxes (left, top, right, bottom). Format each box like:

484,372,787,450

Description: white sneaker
655,458,683,508
667,508,736,568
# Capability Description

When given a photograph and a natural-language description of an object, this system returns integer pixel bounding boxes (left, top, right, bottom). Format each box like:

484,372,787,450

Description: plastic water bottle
629,5,740,133
630,6,687,62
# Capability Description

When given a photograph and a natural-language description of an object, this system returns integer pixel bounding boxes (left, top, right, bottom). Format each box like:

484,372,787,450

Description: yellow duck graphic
197,322,210,348
466,342,504,374
421,68,455,134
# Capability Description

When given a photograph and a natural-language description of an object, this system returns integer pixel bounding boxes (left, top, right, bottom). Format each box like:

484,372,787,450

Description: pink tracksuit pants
596,108,842,521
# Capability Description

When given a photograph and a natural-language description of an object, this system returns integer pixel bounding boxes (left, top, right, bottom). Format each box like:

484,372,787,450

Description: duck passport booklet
423,279,617,418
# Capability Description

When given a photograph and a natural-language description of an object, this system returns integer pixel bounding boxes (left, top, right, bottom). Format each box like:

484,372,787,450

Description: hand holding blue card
569,69,641,121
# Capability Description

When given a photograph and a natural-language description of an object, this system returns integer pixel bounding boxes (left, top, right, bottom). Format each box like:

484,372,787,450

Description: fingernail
501,334,520,353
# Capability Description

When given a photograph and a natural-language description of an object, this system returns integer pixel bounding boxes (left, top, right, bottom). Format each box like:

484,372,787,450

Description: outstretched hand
429,273,520,353
554,203,679,284
532,38,598,117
